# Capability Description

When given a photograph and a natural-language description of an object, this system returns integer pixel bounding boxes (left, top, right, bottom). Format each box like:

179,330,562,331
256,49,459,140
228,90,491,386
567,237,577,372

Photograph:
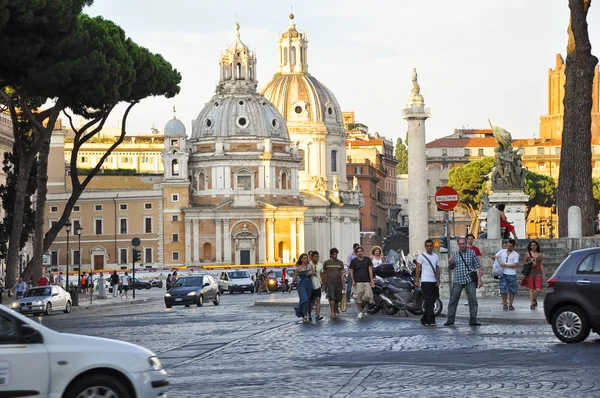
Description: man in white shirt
494,238,520,310
415,239,441,326
120,272,131,298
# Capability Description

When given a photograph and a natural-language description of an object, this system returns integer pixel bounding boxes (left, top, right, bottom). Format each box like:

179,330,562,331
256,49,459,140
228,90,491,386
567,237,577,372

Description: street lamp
65,220,71,289
76,224,82,292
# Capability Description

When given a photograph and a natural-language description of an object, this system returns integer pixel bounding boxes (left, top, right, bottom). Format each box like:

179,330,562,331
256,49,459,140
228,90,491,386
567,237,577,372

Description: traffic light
132,248,142,263
439,237,448,253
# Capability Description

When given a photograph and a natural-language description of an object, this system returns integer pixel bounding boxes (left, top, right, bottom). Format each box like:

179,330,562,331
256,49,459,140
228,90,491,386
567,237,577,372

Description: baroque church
163,16,362,265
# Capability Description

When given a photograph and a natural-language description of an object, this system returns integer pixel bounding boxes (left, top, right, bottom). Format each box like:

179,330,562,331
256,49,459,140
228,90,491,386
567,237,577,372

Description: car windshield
24,287,51,297
174,277,204,287
271,270,282,278
229,271,250,279
287,269,296,277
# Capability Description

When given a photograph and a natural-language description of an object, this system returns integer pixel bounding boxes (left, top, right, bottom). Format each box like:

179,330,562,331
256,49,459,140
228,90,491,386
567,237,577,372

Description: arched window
298,149,306,172
203,242,212,261
198,172,205,190
281,172,288,190
331,150,338,173
236,63,242,79
171,159,179,176
284,47,288,66
291,47,297,66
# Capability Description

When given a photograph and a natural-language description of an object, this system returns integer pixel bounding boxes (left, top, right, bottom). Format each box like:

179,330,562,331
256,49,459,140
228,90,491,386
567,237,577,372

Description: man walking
494,238,520,310
323,248,344,319
308,251,324,321
15,277,27,299
110,270,119,297
416,239,440,326
345,243,359,302
349,246,374,319
121,272,131,298
445,238,483,326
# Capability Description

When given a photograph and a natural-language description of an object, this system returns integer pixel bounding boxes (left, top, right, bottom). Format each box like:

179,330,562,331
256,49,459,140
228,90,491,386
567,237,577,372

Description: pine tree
395,136,408,174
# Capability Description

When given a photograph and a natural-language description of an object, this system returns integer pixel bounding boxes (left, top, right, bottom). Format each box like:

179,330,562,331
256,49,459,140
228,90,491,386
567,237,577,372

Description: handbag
492,260,503,279
340,295,347,312
459,251,478,285
421,254,440,298
522,251,534,276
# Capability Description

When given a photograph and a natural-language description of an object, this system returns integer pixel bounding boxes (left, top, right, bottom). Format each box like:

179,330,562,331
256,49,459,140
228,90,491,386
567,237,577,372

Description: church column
185,219,191,265
192,220,200,263
298,218,305,254
290,218,297,262
258,166,265,189
223,219,231,263
259,219,266,263
267,218,275,262
215,219,222,262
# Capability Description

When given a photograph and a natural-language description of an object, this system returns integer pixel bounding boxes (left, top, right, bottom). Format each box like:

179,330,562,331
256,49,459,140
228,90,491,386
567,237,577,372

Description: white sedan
0,305,169,397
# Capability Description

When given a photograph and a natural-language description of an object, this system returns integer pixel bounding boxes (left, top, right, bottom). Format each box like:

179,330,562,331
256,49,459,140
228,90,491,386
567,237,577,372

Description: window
331,150,338,172
290,46,297,65
122,157,130,163
298,149,306,171
80,156,88,163
51,220,58,229
0,313,18,343
94,204,103,211
355,166,362,175
120,248,128,264
172,233,179,242
144,247,153,264
537,162,546,169
172,194,179,202
73,250,80,266
94,218,103,235
577,254,600,274
281,172,288,190
555,147,561,155
73,205,80,212
120,218,128,234
144,217,152,233
73,219,81,235
119,204,128,210
172,215,179,222
237,175,252,191
51,250,58,266
172,252,180,261
145,203,152,210
538,147,545,155
50,206,58,213
478,148,484,156
171,139,179,147
441,149,448,156
464,148,471,157
441,163,448,170
540,224,546,236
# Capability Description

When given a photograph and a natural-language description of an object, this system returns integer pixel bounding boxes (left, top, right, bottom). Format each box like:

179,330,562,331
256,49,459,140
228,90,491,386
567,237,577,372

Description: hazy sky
85,1,600,143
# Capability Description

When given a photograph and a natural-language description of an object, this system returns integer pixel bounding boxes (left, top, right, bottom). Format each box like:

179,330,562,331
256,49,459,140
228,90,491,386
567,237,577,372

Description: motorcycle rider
415,239,441,326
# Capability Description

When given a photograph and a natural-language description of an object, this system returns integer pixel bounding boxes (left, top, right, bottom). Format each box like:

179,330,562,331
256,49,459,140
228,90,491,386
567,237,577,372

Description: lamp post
65,220,71,289
76,224,82,292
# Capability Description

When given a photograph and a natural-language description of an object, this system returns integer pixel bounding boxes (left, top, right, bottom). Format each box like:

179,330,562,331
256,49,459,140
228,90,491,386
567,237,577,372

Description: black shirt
349,257,373,283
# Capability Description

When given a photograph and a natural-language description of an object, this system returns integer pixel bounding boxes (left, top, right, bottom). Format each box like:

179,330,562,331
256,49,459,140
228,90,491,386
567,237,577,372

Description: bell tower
277,13,309,74
217,22,257,95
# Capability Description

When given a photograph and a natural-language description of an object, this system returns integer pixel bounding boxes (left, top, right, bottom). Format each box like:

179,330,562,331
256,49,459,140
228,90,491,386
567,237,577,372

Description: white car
218,270,254,293
0,305,169,397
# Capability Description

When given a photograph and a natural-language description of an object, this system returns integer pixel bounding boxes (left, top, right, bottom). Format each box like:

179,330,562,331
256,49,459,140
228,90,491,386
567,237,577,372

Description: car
164,274,221,308
286,268,298,289
10,285,72,315
151,279,163,288
219,270,254,293
0,304,169,397
265,271,279,292
544,247,600,343
130,278,152,290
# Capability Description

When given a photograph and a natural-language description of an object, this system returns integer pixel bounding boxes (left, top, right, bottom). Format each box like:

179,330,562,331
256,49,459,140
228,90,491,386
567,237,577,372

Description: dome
164,117,186,137
260,74,343,125
191,93,289,140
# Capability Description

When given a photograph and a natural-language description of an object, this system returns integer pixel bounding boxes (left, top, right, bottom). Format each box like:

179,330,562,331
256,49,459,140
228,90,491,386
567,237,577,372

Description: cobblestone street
38,292,600,398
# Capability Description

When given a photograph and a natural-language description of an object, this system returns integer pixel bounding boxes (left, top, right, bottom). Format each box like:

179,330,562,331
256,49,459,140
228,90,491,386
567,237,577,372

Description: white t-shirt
417,253,439,282
121,275,130,286
310,261,323,289
495,249,520,276
372,256,384,267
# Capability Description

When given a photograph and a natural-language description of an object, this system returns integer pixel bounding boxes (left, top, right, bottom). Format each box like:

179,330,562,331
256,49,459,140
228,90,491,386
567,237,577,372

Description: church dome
164,117,186,137
191,93,289,140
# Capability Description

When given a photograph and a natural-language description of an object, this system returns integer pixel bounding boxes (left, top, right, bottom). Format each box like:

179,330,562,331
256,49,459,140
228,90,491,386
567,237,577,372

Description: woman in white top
370,246,385,267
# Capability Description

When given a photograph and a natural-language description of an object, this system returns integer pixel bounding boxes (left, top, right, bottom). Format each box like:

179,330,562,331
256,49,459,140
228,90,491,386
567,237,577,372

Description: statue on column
352,176,358,191
333,175,339,191
489,122,528,190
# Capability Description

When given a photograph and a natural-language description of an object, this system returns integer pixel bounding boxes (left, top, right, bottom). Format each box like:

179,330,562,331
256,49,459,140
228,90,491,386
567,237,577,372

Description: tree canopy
524,172,557,218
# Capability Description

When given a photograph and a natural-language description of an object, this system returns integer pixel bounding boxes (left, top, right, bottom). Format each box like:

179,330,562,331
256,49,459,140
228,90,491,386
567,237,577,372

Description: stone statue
480,193,490,212
333,175,339,190
312,175,326,191
489,122,528,190
352,176,358,191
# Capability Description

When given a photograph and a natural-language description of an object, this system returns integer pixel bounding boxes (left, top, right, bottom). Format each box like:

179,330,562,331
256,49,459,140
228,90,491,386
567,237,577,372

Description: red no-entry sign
435,186,459,211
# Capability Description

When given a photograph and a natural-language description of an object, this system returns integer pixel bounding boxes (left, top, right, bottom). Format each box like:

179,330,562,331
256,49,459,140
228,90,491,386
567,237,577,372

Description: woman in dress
496,204,517,239
370,246,385,267
521,240,545,310
288,253,314,323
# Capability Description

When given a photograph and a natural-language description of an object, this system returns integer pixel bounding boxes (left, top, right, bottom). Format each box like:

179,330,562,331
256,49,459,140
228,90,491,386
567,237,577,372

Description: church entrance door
240,250,250,265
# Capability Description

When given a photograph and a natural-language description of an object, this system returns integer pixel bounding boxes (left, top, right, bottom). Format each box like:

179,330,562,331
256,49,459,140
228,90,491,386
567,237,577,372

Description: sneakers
316,315,323,322
357,312,363,319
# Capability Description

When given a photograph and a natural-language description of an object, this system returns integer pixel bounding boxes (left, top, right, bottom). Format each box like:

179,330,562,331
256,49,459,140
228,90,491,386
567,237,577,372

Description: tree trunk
558,0,598,237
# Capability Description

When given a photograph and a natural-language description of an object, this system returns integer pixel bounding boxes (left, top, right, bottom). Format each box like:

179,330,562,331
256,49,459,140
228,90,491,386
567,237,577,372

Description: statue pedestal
489,190,528,238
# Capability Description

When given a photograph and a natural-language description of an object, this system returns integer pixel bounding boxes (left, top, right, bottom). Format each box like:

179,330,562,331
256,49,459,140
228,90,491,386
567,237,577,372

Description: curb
70,296,161,311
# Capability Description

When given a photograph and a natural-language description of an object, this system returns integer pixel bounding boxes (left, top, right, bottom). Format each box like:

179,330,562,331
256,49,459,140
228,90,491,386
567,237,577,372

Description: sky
84,0,600,143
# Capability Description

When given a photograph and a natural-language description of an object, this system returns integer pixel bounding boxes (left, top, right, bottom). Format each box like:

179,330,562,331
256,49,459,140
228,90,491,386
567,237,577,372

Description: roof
426,137,470,148
464,138,496,147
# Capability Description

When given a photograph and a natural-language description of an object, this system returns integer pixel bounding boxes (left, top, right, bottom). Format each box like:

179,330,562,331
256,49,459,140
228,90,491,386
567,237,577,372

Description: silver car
10,285,72,315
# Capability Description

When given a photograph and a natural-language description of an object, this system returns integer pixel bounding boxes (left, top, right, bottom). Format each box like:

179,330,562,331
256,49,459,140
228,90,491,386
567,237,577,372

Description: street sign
433,237,440,248
131,237,141,247
435,186,459,211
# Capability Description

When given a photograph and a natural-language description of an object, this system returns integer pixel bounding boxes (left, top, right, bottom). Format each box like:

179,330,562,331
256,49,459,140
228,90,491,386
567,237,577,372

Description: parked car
164,275,221,308
10,285,72,315
130,278,152,290
0,304,169,397
544,247,600,343
151,279,163,288
219,270,254,293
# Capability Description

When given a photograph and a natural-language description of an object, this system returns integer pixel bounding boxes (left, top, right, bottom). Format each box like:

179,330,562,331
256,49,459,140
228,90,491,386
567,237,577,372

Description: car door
220,272,228,290
575,253,600,329
51,286,64,309
0,311,50,397
205,276,216,300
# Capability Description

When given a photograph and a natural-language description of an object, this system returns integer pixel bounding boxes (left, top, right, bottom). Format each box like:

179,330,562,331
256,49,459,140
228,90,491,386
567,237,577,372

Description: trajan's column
403,69,431,256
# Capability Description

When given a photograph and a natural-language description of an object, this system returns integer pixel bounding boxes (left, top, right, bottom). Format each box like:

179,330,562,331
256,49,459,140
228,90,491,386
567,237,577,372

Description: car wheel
552,305,591,343
45,302,52,316
166,305,172,309
64,301,72,314
213,293,220,306
145,285,151,290
66,374,130,398
197,295,204,307
185,304,190,307
228,287,233,294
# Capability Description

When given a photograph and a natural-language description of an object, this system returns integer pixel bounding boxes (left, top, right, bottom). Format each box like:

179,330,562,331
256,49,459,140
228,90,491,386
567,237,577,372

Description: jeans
420,282,437,324
446,281,478,324
346,274,352,302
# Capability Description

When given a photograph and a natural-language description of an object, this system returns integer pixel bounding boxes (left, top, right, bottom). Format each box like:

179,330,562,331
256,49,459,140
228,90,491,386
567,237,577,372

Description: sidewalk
254,294,547,325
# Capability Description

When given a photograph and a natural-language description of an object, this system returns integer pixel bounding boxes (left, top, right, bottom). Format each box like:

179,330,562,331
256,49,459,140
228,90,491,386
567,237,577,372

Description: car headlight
10,302,19,308
187,291,197,296
148,356,163,371
33,301,44,305
164,293,171,297
268,280,276,285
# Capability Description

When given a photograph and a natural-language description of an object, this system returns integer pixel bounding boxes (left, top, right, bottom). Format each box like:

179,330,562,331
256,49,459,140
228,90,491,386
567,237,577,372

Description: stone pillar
568,206,583,238
259,219,266,263
223,219,231,263
185,219,192,265
192,220,200,263
215,219,222,262
298,218,305,254
486,207,502,240
267,218,275,262
290,218,297,262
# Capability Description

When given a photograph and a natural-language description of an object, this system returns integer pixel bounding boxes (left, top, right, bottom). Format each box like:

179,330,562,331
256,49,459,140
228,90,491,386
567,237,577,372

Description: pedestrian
370,246,385,267
166,273,172,291
58,272,64,289
493,238,520,310
445,237,483,326
87,272,94,294
259,267,270,294
323,248,344,319
110,270,119,297
121,272,131,298
521,240,545,310
345,243,359,302
15,277,27,299
0,276,4,304
415,239,440,326
81,272,87,294
497,204,517,239
171,271,178,288
466,233,482,262
308,251,324,321
288,253,313,323
349,246,374,319
38,274,48,286
280,268,289,292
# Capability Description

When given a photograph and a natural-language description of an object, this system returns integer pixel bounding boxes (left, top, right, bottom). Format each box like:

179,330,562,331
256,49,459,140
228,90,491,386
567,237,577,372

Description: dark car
164,275,220,308
544,247,600,343
130,278,151,290
266,271,279,292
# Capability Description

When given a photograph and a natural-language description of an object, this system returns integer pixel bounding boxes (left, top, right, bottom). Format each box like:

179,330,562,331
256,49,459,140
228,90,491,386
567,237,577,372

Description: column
267,218,275,262
259,219,266,263
193,219,200,263
215,219,222,262
223,219,231,263
185,219,192,265
298,218,305,254
290,218,297,262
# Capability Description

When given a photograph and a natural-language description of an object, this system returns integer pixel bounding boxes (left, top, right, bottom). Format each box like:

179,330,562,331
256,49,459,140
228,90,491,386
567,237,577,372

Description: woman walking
289,253,314,323
370,246,385,267
521,240,545,310
166,273,172,291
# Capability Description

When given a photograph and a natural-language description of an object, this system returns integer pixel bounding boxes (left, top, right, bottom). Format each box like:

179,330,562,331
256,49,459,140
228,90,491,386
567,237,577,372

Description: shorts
326,282,342,303
123,286,129,292
499,274,518,295
355,282,373,305
311,288,322,301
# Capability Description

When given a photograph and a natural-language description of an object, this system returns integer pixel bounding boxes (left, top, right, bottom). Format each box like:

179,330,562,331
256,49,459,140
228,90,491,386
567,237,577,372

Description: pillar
568,206,583,238
259,219,266,263
185,219,192,264
298,218,305,254
192,219,199,263
486,207,502,240
290,218,297,262
267,218,275,262
223,219,231,263
215,219,222,262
